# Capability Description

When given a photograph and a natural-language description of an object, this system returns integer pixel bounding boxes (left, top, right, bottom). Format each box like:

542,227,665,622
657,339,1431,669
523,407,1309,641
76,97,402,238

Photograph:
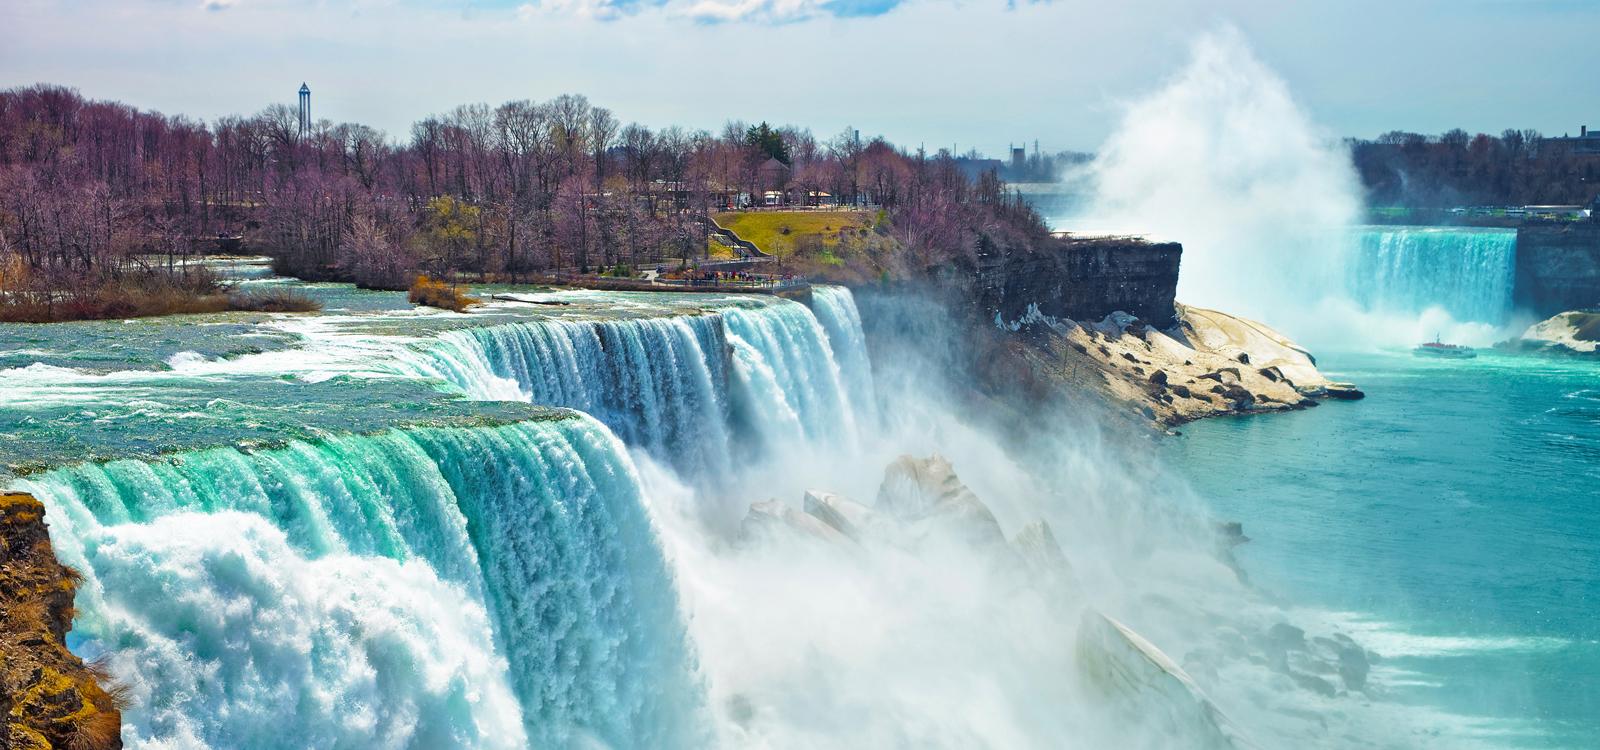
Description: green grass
711,210,871,257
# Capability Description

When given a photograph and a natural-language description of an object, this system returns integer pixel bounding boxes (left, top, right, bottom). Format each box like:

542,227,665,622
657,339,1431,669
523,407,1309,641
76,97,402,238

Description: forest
1349,128,1600,209
0,84,1044,319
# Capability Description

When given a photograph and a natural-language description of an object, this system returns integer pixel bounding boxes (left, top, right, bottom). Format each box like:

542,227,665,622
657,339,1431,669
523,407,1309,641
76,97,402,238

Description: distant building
1011,146,1026,171
757,157,790,192
1545,125,1600,156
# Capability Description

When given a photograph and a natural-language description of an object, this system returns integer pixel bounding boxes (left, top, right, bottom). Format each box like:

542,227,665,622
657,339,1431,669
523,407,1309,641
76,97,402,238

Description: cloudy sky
3,0,1596,154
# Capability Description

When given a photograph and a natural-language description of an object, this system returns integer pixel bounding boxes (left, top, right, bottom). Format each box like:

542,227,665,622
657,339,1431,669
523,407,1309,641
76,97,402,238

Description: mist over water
1065,28,1522,347
2,282,1507,748
1079,28,1362,328
1,33,1569,743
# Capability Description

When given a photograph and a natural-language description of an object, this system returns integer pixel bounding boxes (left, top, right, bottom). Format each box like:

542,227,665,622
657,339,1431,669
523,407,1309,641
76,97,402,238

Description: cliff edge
0,492,122,750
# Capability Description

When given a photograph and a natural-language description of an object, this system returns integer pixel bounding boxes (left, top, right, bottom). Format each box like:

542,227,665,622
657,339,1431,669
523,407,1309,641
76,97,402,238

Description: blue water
1350,227,1519,324
1165,349,1600,747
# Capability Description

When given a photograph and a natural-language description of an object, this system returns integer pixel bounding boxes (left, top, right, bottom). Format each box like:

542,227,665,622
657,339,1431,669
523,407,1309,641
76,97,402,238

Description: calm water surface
1166,349,1600,747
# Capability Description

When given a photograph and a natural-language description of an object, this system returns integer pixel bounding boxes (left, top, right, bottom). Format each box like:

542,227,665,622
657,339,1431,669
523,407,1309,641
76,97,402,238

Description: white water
5,284,1511,748
1069,28,1521,348
19,420,704,749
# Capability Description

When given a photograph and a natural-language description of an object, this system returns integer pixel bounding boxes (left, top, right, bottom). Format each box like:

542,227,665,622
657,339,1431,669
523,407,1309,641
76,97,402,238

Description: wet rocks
1504,310,1600,356
739,455,1073,591
0,492,122,750
1037,304,1361,425
1076,610,1258,750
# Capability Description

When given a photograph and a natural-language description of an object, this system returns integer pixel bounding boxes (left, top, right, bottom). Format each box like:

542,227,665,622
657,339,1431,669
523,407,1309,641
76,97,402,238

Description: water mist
1077,27,1519,348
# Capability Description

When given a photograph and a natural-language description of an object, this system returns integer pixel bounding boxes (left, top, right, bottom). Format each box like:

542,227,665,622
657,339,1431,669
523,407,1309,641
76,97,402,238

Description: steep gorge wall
973,237,1183,328
0,492,122,750
1515,221,1600,316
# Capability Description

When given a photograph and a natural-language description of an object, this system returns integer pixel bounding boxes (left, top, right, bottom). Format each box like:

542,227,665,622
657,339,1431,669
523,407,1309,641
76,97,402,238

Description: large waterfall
3,283,1480,748
3,286,885,749
17,418,704,749
404,288,871,479
1350,227,1518,325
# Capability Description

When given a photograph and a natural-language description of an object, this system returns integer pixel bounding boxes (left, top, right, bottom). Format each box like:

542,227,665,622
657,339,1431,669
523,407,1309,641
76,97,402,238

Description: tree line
1349,128,1600,209
0,84,1046,299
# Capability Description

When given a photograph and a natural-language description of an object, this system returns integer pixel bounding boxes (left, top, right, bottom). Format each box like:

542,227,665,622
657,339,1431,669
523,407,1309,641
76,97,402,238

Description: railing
693,215,770,258
548,271,807,295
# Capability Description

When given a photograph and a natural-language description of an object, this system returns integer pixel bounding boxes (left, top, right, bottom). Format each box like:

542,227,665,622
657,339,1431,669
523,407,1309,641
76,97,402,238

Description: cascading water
1350,227,1518,325
408,290,871,478
3,281,1488,748
16,418,705,749
423,314,736,478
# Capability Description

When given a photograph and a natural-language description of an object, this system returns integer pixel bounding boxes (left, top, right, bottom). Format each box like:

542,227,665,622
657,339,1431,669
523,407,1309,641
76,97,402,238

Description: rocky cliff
976,235,1183,329
1514,221,1600,317
0,492,122,750
1007,305,1361,426
1505,310,1600,356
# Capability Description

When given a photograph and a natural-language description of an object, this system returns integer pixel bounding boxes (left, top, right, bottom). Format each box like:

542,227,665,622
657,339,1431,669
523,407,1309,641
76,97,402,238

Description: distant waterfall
18,419,706,749
414,287,873,476
1350,227,1517,324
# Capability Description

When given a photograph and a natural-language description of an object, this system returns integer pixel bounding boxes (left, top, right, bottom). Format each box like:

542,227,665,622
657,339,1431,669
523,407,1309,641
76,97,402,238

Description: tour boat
1413,337,1477,359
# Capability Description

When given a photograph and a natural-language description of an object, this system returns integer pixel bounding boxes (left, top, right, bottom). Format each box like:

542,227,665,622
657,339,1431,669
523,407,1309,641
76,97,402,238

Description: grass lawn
711,210,873,257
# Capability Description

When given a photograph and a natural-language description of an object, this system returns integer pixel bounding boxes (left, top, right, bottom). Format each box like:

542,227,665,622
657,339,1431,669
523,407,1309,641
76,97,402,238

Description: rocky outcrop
0,492,122,750
1025,305,1361,426
1505,309,1600,355
1514,221,1600,318
741,455,1073,587
1076,610,1258,750
876,454,1008,549
976,235,1183,329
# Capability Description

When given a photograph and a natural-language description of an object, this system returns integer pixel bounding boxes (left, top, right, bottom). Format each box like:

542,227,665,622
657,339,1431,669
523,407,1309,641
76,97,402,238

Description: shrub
228,287,322,313
408,275,479,312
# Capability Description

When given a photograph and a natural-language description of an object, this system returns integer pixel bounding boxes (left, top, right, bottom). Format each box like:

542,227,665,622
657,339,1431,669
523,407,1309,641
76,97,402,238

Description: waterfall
810,286,878,423
408,288,873,477
423,314,735,478
4,285,879,749
17,418,706,749
1349,227,1518,324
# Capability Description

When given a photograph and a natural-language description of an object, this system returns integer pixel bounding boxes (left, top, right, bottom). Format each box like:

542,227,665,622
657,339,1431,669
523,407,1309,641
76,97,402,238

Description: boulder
802,490,880,541
1010,519,1074,582
741,499,854,546
1511,310,1600,355
1076,610,1258,750
876,455,1007,549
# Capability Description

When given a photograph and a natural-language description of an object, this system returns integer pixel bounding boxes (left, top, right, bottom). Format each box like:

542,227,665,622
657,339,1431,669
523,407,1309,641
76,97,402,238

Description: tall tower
297,83,311,136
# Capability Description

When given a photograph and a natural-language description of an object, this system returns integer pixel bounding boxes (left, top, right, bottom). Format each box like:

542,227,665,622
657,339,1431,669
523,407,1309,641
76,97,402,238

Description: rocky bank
1505,310,1600,356
0,492,122,750
1006,304,1362,426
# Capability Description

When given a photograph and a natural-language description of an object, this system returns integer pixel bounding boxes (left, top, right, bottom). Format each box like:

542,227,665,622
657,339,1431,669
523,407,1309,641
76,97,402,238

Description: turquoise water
1349,227,1519,325
0,278,870,747
1166,349,1600,747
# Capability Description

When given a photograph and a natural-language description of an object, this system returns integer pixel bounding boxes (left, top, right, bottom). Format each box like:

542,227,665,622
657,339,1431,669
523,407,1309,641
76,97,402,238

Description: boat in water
1413,336,1477,359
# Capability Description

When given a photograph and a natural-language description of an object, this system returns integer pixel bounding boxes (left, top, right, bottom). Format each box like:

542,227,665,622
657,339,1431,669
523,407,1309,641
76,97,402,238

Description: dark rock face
976,236,1183,328
1514,222,1600,317
1,492,122,750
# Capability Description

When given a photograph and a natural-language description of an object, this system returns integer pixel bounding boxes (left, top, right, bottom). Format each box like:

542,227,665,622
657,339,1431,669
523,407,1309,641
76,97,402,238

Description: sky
2,0,1597,155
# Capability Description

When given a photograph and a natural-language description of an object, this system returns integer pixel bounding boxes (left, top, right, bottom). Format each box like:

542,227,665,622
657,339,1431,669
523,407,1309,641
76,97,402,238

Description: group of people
656,266,797,287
